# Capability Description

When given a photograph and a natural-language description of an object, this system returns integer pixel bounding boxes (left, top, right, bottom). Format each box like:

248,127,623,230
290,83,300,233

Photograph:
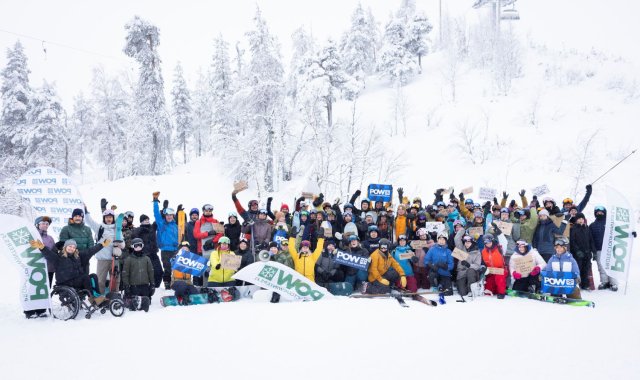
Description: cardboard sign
333,250,370,271
531,184,550,197
301,192,314,199
398,251,415,260
367,184,393,202
220,254,242,271
496,221,513,236
452,248,469,261
410,240,429,250
487,267,505,275
478,187,497,201
213,223,225,234
461,186,474,195
321,221,332,237
233,180,248,192
467,227,483,239
512,255,534,277
424,222,445,233
444,186,454,194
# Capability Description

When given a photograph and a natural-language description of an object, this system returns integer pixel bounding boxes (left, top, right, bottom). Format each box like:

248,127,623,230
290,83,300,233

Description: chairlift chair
501,8,520,20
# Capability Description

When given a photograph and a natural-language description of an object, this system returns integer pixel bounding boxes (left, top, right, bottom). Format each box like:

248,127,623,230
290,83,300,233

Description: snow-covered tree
209,35,235,143
340,3,378,83
69,92,94,178
22,81,67,170
123,15,173,175
171,62,192,164
378,16,417,85
0,40,31,159
240,6,285,192
191,69,212,158
288,26,315,104
90,67,130,180
405,11,432,69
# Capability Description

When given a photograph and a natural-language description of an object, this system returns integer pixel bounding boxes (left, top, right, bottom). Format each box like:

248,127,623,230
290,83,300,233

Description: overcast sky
1,0,638,108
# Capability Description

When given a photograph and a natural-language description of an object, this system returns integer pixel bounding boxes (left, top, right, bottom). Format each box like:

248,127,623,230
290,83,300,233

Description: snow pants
413,266,430,289
595,250,617,286
575,255,592,289
345,269,368,291
97,259,120,294
366,267,401,294
456,268,480,296
148,252,163,288
160,250,177,287
396,275,418,293
511,274,540,293
428,270,452,294
485,272,507,296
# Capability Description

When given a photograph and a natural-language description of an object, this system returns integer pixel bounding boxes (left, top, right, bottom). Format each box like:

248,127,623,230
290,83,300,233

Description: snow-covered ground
2,1,640,379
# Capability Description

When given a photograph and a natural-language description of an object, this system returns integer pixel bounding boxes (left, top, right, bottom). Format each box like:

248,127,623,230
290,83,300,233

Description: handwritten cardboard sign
461,186,474,195
512,255,535,277
233,180,248,192
496,221,513,236
478,187,497,200
487,267,505,275
467,227,483,239
452,248,469,261
531,184,550,197
301,192,314,199
398,251,415,260
213,223,225,234
424,222,445,233
220,254,242,271
410,240,429,250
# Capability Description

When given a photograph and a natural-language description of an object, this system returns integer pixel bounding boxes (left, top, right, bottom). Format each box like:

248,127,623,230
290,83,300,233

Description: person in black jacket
132,214,163,288
589,206,616,291
315,240,345,287
570,213,596,290
225,212,242,251
186,208,199,251
31,239,108,305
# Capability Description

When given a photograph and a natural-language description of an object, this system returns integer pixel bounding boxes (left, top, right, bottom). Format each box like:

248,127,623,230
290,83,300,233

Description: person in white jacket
509,240,546,293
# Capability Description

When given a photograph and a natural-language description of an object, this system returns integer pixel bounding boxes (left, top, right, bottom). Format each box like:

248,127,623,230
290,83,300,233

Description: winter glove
29,240,45,250
513,272,522,280
502,191,509,200
101,239,112,248
509,200,517,208
530,266,541,276
460,260,470,268
177,204,184,214
479,265,487,275
532,195,538,200
215,264,221,270
110,205,117,211
203,240,215,251
491,222,502,235
397,187,404,199
100,198,108,211
152,191,160,200
411,256,419,264
519,189,526,197
449,193,456,201
379,278,390,286
586,184,592,193
400,276,407,288
482,201,491,213
493,197,499,205
163,200,169,210
459,192,464,201
354,190,362,198
438,262,448,270
333,197,341,207
207,230,216,236
632,231,637,238
267,196,273,204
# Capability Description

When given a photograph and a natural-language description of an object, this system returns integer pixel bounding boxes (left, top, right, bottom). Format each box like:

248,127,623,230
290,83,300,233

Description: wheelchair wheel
109,299,125,317
50,286,80,320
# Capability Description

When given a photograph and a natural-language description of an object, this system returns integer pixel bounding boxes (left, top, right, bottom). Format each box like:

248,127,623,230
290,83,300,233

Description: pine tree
288,26,315,104
0,40,31,162
70,92,94,179
22,81,67,170
191,69,212,158
340,3,378,83
171,62,192,164
209,35,235,144
405,11,432,69
242,6,285,192
378,16,417,85
123,16,173,175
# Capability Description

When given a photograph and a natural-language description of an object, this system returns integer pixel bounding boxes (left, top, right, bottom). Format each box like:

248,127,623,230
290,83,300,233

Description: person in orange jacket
481,224,509,299
366,239,407,294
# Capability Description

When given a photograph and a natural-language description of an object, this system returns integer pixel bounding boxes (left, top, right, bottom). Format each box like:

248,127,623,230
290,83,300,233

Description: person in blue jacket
544,237,581,299
424,232,454,295
152,191,179,289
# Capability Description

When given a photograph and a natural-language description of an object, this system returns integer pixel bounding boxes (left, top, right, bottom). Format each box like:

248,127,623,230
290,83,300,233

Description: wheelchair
50,285,126,320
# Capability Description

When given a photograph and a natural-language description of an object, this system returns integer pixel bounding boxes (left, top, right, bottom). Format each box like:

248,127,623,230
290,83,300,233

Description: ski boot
597,282,610,290
125,296,139,311
164,281,171,290
140,296,150,312
610,284,618,292
497,294,505,299
220,288,233,302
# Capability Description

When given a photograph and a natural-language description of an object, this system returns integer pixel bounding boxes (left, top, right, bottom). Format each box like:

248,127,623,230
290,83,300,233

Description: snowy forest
0,1,529,209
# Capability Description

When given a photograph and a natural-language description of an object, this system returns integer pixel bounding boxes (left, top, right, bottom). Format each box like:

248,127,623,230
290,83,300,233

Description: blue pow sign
368,184,393,202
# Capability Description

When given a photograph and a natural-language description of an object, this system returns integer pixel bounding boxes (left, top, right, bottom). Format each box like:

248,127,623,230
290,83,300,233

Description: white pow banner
600,186,635,293
13,166,84,240
0,214,51,311
233,261,334,301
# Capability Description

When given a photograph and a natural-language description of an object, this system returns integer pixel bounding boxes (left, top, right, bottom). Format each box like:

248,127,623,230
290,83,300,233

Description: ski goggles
248,200,259,207
124,211,134,218
133,243,144,249
594,205,606,212
463,236,473,243
516,240,528,247
203,204,214,212
164,208,175,215
228,212,238,218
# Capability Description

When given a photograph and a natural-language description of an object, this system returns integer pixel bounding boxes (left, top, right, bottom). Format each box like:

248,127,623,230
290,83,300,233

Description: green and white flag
0,214,51,311
600,186,636,293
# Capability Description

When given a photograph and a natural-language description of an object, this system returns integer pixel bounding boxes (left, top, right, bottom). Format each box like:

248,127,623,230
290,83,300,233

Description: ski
350,290,437,298
393,295,409,307
411,294,438,306
506,289,595,308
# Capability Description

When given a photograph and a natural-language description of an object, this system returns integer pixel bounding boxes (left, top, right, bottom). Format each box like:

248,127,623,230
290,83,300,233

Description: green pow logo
258,265,278,281
8,227,32,247
615,207,629,223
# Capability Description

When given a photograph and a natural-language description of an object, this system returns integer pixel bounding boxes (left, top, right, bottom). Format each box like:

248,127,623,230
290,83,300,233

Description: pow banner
600,186,636,293
333,250,370,271
368,184,393,202
171,249,209,276
541,271,576,296
233,261,333,301
13,167,84,240
0,214,51,312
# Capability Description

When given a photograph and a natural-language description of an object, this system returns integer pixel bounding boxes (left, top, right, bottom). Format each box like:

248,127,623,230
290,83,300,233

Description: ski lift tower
472,0,520,32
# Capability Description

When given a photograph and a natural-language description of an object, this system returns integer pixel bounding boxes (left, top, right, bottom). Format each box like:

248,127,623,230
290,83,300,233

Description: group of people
26,184,636,317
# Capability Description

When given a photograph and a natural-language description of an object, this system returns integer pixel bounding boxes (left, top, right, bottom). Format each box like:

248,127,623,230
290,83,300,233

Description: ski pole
591,149,637,185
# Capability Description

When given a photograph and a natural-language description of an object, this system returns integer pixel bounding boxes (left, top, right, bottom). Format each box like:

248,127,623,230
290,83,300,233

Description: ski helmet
190,208,200,216
103,209,115,217
203,204,214,212
219,236,231,245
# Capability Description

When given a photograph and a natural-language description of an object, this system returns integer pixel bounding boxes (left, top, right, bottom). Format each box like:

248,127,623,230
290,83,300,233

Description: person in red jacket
481,231,507,299
193,204,223,285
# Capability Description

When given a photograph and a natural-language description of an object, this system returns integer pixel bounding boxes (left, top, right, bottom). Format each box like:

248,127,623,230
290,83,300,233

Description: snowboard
506,289,595,308
252,289,276,302
115,213,124,241
160,293,210,307
326,282,354,296
177,210,186,243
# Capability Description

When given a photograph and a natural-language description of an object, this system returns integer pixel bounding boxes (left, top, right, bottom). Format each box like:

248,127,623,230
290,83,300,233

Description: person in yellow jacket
289,236,324,282
207,236,237,287
366,238,407,294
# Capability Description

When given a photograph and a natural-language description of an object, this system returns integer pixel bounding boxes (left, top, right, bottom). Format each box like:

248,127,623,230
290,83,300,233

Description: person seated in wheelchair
30,238,110,305
121,238,155,311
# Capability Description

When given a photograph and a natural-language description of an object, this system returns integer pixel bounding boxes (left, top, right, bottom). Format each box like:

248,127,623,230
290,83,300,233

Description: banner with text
367,184,393,202
600,186,635,292
13,167,84,240
171,249,209,276
333,250,370,271
0,214,51,312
